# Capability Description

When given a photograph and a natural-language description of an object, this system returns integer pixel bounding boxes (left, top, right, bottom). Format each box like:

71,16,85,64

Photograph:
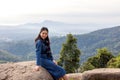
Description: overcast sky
0,0,120,27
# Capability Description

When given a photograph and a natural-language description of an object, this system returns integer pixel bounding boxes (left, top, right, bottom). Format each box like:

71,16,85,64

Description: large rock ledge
81,68,120,80
0,61,53,80
1,61,120,80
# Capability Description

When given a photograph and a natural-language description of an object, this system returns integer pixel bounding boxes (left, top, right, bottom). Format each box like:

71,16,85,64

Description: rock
67,73,82,80
0,61,53,80
81,68,120,80
2,61,120,80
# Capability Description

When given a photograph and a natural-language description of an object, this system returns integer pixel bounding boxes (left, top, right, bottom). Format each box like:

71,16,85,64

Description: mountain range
0,20,120,64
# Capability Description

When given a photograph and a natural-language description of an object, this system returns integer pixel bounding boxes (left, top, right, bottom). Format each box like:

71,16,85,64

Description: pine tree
80,47,114,72
58,34,81,73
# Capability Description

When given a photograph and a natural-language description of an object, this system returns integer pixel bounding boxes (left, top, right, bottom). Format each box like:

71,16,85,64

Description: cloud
0,0,120,26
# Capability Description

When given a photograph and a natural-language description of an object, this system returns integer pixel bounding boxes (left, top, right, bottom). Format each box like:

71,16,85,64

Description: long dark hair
35,27,50,45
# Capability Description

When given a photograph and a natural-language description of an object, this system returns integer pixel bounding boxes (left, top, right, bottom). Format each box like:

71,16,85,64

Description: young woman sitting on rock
34,27,68,80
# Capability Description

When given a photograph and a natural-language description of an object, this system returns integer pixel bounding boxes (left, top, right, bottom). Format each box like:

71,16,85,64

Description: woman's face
40,30,48,40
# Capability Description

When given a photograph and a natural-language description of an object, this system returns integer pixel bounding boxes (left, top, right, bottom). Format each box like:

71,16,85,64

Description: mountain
33,20,104,35
50,26,120,63
0,20,103,41
0,49,21,63
0,21,120,64
76,26,120,62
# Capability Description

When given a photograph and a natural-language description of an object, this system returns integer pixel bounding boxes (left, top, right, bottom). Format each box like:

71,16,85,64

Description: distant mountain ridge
50,26,120,63
76,26,120,62
0,22,120,63
0,20,105,37
0,50,21,63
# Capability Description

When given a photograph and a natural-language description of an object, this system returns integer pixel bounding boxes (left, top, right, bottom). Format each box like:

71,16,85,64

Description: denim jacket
35,39,53,66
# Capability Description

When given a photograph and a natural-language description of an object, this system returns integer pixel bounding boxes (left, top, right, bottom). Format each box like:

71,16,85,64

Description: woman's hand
34,65,41,71
53,60,57,65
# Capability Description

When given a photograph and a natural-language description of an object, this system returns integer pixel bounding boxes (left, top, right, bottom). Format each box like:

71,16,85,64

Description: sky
0,0,120,27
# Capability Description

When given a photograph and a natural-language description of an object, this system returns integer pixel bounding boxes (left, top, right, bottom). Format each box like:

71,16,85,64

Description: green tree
80,48,114,72
107,54,120,68
58,34,81,73
97,48,114,68
80,62,95,72
88,56,100,68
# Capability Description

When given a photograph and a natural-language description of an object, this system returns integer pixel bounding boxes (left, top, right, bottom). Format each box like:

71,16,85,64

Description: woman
34,27,68,80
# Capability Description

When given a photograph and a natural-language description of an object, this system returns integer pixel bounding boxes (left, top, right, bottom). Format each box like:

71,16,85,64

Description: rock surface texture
1,61,120,80
0,61,53,80
81,68,120,80
67,73,82,80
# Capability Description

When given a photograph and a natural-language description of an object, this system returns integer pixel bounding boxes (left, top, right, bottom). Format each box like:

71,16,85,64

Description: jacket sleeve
35,40,42,66
50,53,54,61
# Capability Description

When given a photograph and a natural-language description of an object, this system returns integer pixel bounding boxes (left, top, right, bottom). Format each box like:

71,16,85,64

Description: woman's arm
35,40,42,66
34,40,42,71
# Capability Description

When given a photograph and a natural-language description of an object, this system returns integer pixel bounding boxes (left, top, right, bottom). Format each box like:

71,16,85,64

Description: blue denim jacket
35,39,53,66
